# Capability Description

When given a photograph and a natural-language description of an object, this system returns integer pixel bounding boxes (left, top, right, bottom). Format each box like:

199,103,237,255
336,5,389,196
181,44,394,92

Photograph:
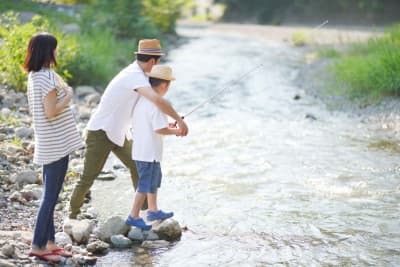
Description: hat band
138,48,162,53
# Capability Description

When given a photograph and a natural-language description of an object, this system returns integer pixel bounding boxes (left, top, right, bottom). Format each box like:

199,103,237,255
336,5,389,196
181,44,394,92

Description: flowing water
92,25,400,266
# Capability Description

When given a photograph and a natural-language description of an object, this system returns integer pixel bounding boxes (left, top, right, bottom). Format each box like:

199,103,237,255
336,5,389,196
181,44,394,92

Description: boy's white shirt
132,96,168,162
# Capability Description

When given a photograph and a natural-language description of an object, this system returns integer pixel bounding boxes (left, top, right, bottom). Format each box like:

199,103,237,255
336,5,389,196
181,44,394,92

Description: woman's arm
43,87,72,119
136,87,188,136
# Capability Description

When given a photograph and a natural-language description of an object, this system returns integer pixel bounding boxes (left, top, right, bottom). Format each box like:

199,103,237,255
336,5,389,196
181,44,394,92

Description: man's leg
69,130,114,218
113,139,148,209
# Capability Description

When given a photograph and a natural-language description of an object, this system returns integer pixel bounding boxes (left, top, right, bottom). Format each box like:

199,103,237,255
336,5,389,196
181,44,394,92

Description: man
69,39,188,219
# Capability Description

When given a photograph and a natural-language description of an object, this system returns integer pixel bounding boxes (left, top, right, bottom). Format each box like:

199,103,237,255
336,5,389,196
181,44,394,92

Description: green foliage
142,0,189,33
0,12,79,92
0,114,21,127
11,137,22,147
331,25,400,100
291,30,309,46
317,47,340,59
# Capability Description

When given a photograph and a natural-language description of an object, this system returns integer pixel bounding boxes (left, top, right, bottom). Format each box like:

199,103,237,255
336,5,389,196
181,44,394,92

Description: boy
126,65,181,230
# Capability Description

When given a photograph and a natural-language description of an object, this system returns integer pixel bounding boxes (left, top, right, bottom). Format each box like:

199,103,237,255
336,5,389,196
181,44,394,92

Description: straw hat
146,65,175,81
134,39,164,56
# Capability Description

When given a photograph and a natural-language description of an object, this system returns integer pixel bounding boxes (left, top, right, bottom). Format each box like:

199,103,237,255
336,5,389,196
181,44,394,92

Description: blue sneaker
125,215,152,230
147,210,174,221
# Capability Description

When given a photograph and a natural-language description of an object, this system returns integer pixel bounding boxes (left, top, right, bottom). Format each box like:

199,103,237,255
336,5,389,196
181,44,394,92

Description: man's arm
135,87,188,136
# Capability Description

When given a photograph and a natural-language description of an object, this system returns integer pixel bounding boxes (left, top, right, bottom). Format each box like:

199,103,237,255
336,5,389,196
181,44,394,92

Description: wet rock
294,94,301,100
141,240,170,249
110,234,133,248
55,232,73,246
9,171,38,185
20,184,42,201
96,171,116,181
75,86,97,98
73,255,97,266
96,216,130,242
1,243,15,258
8,191,26,204
64,219,95,244
152,219,182,241
128,228,158,241
0,259,16,267
86,240,109,254
15,127,33,139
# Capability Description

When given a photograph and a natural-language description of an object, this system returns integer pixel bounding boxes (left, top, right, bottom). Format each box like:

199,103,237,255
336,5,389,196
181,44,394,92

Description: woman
24,32,83,263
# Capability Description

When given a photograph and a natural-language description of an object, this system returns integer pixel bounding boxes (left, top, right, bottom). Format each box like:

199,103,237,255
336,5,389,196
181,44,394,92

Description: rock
1,107,11,116
63,219,95,244
86,240,109,254
15,127,33,139
96,171,117,181
0,133,6,142
79,106,92,120
152,219,182,241
85,93,101,106
110,234,133,248
20,184,42,201
294,94,301,100
8,191,26,204
128,228,158,241
73,255,97,266
305,113,317,120
96,216,130,242
9,171,38,185
0,259,16,267
55,232,73,246
141,240,170,249
1,244,15,258
75,86,97,98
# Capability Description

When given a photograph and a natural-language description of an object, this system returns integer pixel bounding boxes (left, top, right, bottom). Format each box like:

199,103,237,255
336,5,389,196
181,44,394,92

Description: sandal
52,248,73,257
28,251,62,263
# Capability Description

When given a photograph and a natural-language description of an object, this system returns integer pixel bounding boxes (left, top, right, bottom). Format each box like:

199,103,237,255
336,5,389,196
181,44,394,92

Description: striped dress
27,68,83,165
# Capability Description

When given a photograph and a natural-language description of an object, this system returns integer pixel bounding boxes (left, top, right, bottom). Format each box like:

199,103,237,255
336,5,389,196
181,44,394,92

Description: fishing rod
174,63,264,125
173,20,327,127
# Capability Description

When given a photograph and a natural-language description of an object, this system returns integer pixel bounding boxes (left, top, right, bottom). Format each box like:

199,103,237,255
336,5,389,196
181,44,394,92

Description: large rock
96,216,130,242
1,243,15,258
20,184,42,201
15,127,33,139
9,171,38,185
152,219,182,241
62,23,80,34
55,232,73,246
75,86,97,98
128,228,159,241
110,234,133,248
141,240,170,249
86,240,109,254
0,259,16,267
85,93,101,107
63,219,94,244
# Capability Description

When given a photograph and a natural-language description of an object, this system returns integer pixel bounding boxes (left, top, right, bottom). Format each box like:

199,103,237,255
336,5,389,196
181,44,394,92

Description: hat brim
135,52,165,56
145,72,175,81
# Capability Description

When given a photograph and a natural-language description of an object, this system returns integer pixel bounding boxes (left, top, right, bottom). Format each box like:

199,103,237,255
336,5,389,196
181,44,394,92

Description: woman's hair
24,32,58,72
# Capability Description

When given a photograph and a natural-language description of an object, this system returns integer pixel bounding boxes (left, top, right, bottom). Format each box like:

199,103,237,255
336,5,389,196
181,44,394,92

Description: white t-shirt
87,61,151,146
132,96,168,162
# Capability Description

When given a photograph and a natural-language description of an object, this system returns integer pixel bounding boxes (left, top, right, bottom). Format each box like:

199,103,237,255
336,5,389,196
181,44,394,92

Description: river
91,25,400,266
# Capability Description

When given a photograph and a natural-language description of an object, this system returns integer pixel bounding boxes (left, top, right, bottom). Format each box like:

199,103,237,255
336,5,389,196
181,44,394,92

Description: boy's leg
130,192,147,218
147,191,158,212
69,130,114,218
112,138,148,210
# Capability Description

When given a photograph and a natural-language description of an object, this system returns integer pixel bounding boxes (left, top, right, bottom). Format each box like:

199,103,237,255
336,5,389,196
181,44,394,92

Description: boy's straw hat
146,65,175,81
135,39,165,56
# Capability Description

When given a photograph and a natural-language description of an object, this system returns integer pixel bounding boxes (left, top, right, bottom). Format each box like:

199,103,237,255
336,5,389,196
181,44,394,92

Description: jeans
32,155,69,249
135,161,162,193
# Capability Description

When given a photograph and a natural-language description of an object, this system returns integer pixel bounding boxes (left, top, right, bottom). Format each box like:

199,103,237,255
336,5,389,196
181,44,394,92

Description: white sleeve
151,107,168,131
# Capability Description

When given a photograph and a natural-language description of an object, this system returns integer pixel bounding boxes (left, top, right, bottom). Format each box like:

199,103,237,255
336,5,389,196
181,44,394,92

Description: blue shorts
135,161,162,193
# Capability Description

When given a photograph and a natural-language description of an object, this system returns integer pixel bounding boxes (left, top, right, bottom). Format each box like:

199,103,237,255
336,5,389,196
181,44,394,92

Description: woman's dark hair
149,77,170,87
24,32,58,72
136,54,161,63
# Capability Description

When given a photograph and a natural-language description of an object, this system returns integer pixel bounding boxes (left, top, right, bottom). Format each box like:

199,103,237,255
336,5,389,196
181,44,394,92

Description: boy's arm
155,127,182,136
135,87,188,136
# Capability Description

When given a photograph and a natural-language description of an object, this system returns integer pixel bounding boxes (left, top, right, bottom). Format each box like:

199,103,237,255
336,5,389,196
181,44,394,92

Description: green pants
69,130,146,218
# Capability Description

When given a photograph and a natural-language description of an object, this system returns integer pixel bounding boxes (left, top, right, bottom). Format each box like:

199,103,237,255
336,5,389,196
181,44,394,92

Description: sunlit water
92,26,400,266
